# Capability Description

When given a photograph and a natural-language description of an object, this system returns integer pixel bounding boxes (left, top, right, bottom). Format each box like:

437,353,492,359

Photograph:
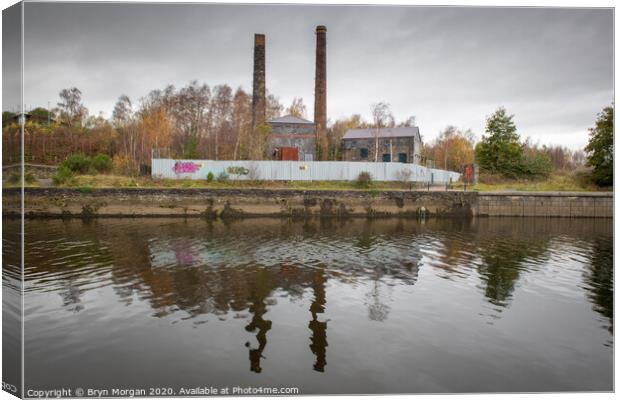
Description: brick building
342,127,422,163
268,115,316,161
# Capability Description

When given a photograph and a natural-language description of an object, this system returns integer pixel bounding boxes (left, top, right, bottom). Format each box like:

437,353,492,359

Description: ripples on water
10,217,613,393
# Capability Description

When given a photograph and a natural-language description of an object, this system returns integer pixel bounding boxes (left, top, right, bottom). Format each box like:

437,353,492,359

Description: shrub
53,166,74,185
92,154,112,173
24,171,36,184
7,170,36,185
216,171,229,183
206,171,215,182
7,171,20,184
62,153,91,174
112,155,132,175
356,171,373,188
518,149,553,178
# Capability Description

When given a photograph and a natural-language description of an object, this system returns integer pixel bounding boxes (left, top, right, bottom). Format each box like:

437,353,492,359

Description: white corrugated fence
152,159,461,183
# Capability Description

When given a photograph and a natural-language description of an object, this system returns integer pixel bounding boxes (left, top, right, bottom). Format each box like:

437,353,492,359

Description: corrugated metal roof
343,126,421,140
269,115,315,125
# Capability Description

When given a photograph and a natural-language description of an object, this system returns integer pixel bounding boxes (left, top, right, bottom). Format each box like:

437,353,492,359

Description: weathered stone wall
3,188,612,219
8,188,475,218
477,192,613,218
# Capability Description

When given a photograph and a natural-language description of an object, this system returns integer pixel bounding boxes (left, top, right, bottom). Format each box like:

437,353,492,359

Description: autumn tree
430,126,475,172
328,114,363,160
286,97,307,118
138,105,172,159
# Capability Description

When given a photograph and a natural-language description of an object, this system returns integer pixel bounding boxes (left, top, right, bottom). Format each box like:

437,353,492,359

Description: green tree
585,105,613,186
29,107,52,123
475,107,523,177
2,111,16,127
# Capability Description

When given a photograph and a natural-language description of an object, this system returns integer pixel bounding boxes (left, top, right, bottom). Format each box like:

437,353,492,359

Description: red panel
280,147,299,161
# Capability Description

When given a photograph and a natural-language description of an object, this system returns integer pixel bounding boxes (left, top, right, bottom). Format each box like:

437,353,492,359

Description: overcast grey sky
16,2,614,149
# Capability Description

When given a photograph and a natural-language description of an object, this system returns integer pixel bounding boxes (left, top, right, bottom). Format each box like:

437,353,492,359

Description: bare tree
572,150,586,167
112,94,132,125
398,115,417,127
212,85,233,160
112,95,140,170
231,88,252,160
265,91,283,121
172,81,211,158
57,87,87,127
370,102,392,162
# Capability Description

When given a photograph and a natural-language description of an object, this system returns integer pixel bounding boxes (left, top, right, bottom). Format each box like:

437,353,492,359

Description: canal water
11,217,613,393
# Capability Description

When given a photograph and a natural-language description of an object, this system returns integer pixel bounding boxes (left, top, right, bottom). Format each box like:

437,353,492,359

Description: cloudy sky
13,2,615,149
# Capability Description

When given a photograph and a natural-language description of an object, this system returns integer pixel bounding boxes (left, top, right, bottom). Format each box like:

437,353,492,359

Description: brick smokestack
314,25,327,160
252,34,266,131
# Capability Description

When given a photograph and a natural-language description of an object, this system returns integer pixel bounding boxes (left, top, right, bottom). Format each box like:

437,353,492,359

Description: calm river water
9,217,614,394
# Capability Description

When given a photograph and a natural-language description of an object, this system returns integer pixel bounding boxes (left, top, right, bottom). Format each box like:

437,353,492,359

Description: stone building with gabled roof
268,115,316,161
342,126,422,164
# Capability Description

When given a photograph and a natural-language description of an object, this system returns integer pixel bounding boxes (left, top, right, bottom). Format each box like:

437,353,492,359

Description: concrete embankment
476,191,613,218
2,188,612,218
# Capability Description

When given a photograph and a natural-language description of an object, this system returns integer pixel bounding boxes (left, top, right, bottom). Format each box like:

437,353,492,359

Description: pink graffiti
173,161,201,174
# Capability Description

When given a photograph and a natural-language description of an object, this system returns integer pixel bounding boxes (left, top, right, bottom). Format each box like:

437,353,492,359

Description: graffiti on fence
173,161,202,174
226,166,250,176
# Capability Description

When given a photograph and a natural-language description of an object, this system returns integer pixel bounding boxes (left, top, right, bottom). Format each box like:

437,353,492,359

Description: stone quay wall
477,192,613,218
2,188,613,219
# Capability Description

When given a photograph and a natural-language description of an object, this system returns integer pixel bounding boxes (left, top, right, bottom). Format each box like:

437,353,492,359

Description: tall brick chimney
252,34,266,131
314,25,327,160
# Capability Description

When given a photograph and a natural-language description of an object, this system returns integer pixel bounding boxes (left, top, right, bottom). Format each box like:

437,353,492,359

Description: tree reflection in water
584,236,613,334
476,240,550,308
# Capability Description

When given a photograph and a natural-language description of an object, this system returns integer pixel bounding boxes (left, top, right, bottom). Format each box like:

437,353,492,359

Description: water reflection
20,217,613,392
584,236,613,333
308,268,328,372
244,269,272,373
476,239,549,308
21,218,614,325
